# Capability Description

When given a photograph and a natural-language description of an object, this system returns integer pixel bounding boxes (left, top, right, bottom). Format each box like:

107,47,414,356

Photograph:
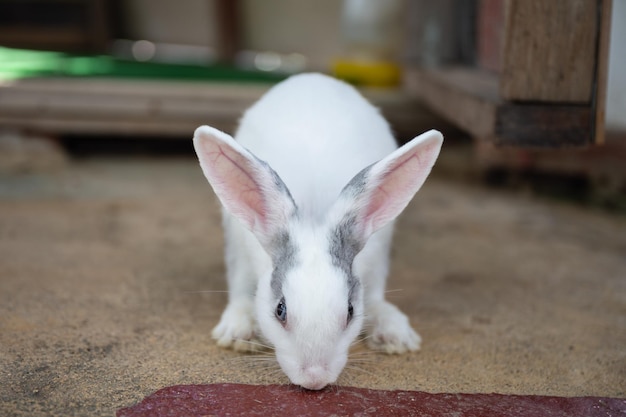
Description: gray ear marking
329,213,361,298
340,164,373,199
253,155,298,214
270,231,299,300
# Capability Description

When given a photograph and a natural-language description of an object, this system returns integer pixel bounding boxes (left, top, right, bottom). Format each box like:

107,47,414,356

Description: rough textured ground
1,156,625,416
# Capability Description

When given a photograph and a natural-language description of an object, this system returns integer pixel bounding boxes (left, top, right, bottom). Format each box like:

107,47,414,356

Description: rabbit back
235,73,397,221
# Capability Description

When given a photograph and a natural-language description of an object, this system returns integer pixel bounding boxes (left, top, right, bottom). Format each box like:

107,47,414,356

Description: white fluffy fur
193,73,443,390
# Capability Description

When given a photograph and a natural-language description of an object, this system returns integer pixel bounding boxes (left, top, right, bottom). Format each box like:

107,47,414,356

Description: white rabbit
193,73,442,390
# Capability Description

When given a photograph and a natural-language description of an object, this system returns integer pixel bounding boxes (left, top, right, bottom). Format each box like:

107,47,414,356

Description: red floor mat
117,384,625,417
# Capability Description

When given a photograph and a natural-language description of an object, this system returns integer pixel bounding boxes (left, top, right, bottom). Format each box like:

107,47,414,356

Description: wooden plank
495,104,592,147
404,68,497,137
0,88,252,120
0,78,268,137
405,67,594,147
592,0,613,145
500,0,598,102
0,115,238,137
475,130,626,196
477,0,505,73
0,77,269,100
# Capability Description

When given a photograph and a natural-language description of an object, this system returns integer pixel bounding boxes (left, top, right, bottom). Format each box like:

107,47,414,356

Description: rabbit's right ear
193,126,297,247
329,129,443,250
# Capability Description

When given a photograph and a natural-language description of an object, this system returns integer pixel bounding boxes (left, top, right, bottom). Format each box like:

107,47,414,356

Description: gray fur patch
340,163,373,198
329,213,363,301
241,149,299,301
253,155,297,213
270,231,298,300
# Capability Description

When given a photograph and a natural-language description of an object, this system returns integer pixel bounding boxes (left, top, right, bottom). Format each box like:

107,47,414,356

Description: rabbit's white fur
193,73,442,390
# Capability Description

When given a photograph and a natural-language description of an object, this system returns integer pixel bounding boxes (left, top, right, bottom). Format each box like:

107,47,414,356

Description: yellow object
333,59,401,87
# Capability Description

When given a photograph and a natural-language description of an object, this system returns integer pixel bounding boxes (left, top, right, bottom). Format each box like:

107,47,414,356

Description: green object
0,46,285,83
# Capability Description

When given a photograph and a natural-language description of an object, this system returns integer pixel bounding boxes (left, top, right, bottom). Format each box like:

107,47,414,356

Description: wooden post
87,0,110,54
215,0,240,65
592,0,613,145
405,0,612,147
499,0,598,103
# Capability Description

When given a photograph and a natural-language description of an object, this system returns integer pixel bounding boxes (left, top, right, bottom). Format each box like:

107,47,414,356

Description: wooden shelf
405,67,594,148
0,78,270,137
405,0,611,149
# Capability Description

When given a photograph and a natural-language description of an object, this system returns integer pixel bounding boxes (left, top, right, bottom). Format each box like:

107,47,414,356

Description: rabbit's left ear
329,129,443,248
193,126,297,248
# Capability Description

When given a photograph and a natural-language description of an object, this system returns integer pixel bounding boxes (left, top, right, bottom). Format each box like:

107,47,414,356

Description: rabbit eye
347,302,354,323
275,297,287,323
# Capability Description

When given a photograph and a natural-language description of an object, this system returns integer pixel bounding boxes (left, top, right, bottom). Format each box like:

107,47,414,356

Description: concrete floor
1,156,625,416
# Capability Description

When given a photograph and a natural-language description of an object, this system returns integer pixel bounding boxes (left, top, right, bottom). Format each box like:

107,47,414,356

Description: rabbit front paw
366,301,422,354
211,299,261,352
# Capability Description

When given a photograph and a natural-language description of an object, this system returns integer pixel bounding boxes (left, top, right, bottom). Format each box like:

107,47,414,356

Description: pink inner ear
197,137,267,229
363,139,439,233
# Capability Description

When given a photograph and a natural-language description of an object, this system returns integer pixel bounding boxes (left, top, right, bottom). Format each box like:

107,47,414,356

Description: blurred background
0,0,624,209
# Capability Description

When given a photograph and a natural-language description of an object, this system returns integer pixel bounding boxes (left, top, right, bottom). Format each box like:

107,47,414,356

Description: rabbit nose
300,365,332,390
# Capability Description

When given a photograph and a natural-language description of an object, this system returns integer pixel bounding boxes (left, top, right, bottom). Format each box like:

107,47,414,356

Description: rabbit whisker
385,288,405,294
